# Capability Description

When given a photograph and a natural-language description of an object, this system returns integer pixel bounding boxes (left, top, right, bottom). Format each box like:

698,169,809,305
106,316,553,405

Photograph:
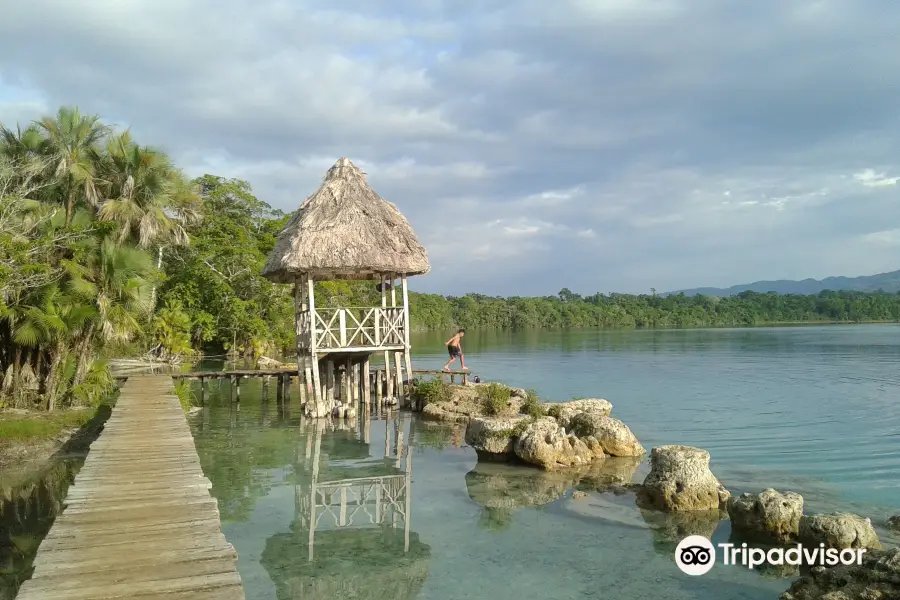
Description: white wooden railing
297,306,406,350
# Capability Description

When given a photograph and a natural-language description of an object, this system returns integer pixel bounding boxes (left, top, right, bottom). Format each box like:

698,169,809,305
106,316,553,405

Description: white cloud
3,0,900,295
854,168,900,187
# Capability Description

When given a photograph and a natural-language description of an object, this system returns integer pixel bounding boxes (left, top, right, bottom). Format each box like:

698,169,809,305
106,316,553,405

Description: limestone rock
888,515,900,532
568,413,645,457
727,488,803,544
420,383,523,423
798,513,882,550
513,417,600,469
780,548,900,600
636,445,730,512
464,416,529,459
547,398,613,429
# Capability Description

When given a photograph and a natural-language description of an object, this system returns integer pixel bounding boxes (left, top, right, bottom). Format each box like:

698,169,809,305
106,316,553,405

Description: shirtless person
443,328,468,371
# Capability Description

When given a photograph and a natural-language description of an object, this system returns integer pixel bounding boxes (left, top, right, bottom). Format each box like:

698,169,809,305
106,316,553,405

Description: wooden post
390,275,404,406
394,414,403,470
401,275,414,408
384,352,393,402
229,376,235,402
344,358,353,406
235,376,241,402
381,274,392,402
199,378,205,406
362,357,371,411
338,309,347,347
384,417,390,459
307,275,323,415
324,360,335,407
276,374,283,403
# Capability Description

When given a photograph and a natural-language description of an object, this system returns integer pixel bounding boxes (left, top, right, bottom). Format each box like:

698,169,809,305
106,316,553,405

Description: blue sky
2,0,900,296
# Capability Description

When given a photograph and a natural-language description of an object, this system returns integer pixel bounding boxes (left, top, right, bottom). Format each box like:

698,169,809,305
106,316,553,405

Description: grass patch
478,383,511,416
520,388,545,419
411,377,450,406
0,409,95,443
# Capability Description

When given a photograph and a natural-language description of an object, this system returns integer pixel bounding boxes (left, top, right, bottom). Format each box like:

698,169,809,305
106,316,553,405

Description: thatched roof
262,158,431,282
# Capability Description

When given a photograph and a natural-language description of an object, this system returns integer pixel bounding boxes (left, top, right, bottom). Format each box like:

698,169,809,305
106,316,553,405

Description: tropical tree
35,107,109,225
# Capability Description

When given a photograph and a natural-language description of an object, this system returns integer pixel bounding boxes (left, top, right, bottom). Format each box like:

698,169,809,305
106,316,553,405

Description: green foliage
150,299,194,359
70,359,115,407
478,383,511,415
520,389,545,419
407,289,900,330
410,376,450,406
0,408,94,441
173,379,193,412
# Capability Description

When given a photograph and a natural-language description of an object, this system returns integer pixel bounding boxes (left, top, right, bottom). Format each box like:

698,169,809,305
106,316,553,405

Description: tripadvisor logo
674,535,866,576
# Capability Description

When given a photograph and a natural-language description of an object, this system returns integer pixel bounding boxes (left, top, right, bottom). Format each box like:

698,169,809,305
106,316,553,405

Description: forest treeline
2,106,898,410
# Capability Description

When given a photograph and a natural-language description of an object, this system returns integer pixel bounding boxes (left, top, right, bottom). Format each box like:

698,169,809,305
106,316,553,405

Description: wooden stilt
307,276,323,415
362,358,371,411
325,360,335,408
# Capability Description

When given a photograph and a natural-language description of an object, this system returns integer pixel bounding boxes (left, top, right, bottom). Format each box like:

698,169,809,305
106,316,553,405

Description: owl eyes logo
674,535,716,575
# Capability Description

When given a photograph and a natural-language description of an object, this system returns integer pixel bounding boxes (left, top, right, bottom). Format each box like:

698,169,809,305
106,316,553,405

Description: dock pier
14,375,245,600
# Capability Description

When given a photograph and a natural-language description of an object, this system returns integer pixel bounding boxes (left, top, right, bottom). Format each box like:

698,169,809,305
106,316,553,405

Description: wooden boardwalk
15,375,245,600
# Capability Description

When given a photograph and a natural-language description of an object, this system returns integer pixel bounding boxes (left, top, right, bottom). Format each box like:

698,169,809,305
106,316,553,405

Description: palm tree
9,284,95,410
35,107,109,226
96,131,201,306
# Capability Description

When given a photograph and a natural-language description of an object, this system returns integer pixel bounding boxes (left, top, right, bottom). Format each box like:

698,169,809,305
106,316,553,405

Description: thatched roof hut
262,158,431,282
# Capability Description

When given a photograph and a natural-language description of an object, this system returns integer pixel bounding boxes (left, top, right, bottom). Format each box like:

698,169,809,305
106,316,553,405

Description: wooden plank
15,375,245,600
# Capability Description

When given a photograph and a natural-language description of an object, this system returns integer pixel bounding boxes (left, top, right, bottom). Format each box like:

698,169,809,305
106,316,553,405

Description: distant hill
667,269,900,297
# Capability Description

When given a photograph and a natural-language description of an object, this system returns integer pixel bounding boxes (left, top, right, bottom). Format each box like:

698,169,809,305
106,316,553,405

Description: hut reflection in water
262,414,430,600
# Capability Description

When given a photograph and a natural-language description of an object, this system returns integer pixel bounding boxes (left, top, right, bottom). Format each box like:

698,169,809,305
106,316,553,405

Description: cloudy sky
2,0,900,296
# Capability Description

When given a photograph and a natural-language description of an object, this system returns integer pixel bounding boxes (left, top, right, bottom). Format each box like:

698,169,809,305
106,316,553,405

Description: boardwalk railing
15,375,245,600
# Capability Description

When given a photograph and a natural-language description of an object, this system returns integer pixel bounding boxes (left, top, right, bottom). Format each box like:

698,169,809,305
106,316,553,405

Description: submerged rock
640,507,723,544
464,416,529,460
779,547,900,600
888,515,900,532
513,417,602,469
727,488,804,544
798,513,882,550
568,413,645,457
576,455,644,491
547,398,613,429
465,462,580,510
636,445,730,512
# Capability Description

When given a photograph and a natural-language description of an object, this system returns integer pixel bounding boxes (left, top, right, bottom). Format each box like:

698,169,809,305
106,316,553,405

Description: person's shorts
448,345,461,358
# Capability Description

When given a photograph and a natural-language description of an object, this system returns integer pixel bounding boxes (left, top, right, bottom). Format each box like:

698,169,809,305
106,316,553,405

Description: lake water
186,325,900,600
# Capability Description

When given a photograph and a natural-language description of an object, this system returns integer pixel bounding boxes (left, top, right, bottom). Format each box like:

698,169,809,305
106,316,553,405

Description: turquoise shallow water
187,325,900,600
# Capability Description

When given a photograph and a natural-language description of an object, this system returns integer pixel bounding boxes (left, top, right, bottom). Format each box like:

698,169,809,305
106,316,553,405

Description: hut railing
305,306,406,350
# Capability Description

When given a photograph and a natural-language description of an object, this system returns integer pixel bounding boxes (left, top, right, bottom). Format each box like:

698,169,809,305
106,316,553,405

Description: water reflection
0,460,79,599
260,414,430,600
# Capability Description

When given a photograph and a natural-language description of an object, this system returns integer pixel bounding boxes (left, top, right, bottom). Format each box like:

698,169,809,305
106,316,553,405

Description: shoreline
0,407,108,487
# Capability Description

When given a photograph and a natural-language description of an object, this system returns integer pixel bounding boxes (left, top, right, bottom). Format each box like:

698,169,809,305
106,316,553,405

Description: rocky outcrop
464,416,529,460
420,384,524,423
798,513,882,550
568,413,645,457
547,399,612,429
636,445,730,512
258,356,292,368
513,417,604,470
780,548,900,600
727,488,803,544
